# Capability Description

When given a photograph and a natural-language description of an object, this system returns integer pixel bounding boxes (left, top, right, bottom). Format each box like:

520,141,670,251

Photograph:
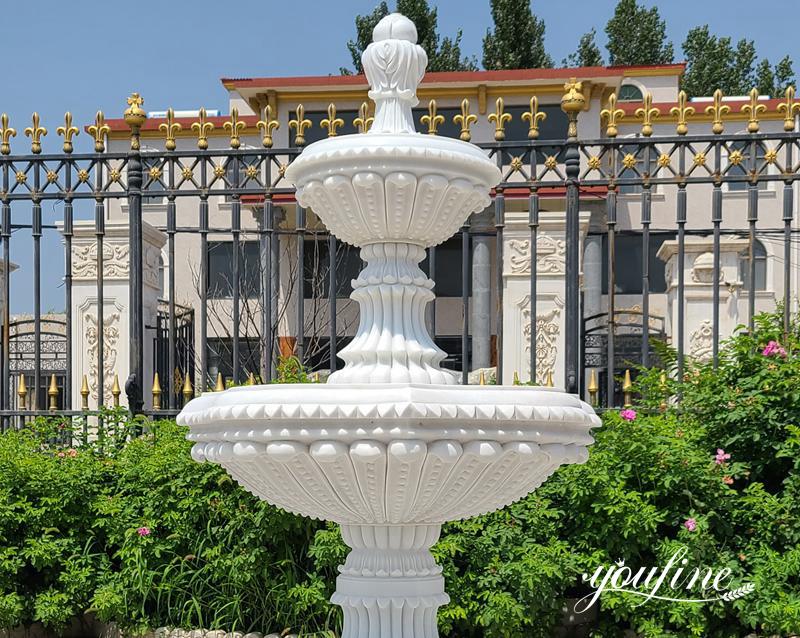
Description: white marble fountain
178,13,599,638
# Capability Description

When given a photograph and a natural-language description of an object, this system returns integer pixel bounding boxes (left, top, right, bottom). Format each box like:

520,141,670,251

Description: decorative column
470,209,493,370
502,210,590,386
61,220,165,409
657,236,775,361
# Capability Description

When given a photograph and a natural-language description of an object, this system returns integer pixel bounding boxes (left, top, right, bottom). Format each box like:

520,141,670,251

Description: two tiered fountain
178,13,598,638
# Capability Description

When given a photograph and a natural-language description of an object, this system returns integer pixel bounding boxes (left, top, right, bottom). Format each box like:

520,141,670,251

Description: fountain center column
332,524,447,638
329,242,456,385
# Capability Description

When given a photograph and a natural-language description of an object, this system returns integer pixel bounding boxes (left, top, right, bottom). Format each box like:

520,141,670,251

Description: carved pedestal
62,221,165,409
502,210,590,386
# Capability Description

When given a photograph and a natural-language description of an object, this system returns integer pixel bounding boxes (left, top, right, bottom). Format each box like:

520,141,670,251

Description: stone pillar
583,234,602,318
657,236,776,361
502,210,590,387
63,221,165,409
470,209,493,370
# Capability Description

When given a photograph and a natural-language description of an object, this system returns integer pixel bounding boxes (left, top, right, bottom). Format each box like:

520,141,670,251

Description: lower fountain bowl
177,383,599,525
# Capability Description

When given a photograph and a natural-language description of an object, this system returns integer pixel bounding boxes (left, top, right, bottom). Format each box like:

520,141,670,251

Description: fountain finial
362,12,427,134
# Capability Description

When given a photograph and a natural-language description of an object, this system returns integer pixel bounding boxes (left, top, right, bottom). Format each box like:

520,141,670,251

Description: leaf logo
719,583,755,601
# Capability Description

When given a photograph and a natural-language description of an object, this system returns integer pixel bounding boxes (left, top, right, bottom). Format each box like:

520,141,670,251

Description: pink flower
136,527,151,537
67,449,77,458
57,451,65,458
762,340,787,357
620,408,637,421
684,518,697,532
715,448,731,465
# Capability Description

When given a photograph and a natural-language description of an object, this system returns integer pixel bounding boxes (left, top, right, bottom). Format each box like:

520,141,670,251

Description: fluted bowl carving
178,384,598,525
285,133,501,248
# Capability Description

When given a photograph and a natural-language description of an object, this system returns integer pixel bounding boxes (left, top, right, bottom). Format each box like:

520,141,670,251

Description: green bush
0,319,798,636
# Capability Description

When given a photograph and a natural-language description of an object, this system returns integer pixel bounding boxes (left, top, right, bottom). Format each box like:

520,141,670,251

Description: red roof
222,64,686,90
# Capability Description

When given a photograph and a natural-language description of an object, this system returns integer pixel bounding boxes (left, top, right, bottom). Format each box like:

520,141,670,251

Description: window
303,239,362,299
618,84,644,102
207,241,261,299
726,138,768,192
739,240,767,291
600,232,673,294
288,110,360,147
420,235,470,298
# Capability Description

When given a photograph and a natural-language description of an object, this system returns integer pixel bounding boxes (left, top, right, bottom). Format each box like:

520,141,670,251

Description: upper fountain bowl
284,12,501,249
285,135,500,249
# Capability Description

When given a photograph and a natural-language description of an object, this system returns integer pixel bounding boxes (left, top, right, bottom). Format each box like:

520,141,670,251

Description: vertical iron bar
529,188,539,384
564,138,581,395
783,141,794,340
263,196,274,381
747,138,758,333
167,156,176,409
640,145,652,369
676,181,687,391
63,166,73,409
32,162,42,409
712,146,722,369
295,205,306,365
606,186,617,408
95,163,105,407
1,161,9,415
461,221,470,384
271,209,280,378
127,142,144,412
231,156,241,384
494,186,505,385
259,197,270,382
199,187,208,392
429,246,436,341
328,233,337,375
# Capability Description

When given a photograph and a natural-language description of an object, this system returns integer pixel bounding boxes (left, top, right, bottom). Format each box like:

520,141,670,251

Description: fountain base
333,524,447,638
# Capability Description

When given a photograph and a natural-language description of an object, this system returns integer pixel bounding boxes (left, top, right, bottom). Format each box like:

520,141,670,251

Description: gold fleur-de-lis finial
453,98,477,141
420,99,445,135
353,102,374,134
87,111,110,152
24,113,47,154
521,96,547,139
191,107,215,150
289,104,312,146
320,103,344,137
56,112,79,154
669,90,695,135
600,93,625,138
634,92,660,137
778,86,800,132
704,89,731,135
223,107,246,149
123,92,147,150
741,87,767,134
0,114,16,155
488,97,512,141
256,104,279,147
158,108,183,151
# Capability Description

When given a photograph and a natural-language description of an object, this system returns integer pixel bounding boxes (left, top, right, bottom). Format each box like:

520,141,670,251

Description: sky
1,0,797,313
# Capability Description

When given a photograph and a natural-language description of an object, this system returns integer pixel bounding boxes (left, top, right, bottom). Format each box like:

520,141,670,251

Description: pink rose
684,518,697,532
620,408,637,422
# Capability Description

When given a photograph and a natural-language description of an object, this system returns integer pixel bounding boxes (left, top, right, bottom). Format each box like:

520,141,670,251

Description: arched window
618,83,644,102
739,239,767,290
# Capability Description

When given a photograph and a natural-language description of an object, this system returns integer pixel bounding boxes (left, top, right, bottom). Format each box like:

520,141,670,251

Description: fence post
561,79,585,395
124,94,146,413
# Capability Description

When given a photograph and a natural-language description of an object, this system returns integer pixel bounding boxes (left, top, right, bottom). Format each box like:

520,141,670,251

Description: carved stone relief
72,243,129,280
508,235,566,275
85,312,120,400
520,295,564,384
689,320,714,361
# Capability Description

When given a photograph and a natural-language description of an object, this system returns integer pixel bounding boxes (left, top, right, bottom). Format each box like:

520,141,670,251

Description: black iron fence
0,85,798,421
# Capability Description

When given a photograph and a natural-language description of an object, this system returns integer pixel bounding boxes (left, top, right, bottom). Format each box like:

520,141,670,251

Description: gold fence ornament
56,112,79,154
453,98,477,141
353,102,374,134
48,374,58,411
421,99,444,135
289,104,312,146
522,96,546,139
223,108,245,149
159,108,182,151
24,112,47,154
152,372,162,410
670,90,695,136
256,104,279,148
778,86,800,132
0,114,16,155
321,103,344,137
123,92,147,150
741,87,767,134
87,111,110,153
635,92,660,137
80,374,90,410
488,97,512,141
704,89,731,135
600,93,624,138
191,107,215,150
111,374,121,407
